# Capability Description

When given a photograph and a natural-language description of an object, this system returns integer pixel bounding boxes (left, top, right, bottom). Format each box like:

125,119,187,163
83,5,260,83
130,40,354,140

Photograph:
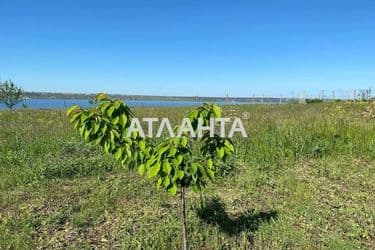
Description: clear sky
0,0,374,97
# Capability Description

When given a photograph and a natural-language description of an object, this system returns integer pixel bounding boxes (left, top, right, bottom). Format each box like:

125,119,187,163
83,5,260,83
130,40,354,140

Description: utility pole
299,92,306,104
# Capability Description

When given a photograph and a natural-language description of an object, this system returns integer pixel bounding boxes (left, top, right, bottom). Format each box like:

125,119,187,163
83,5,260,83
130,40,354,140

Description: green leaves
212,105,222,118
162,160,172,174
67,95,239,250
206,169,214,180
181,136,188,147
114,148,123,160
216,147,225,159
201,135,235,162
119,114,128,128
141,103,235,196
168,184,178,195
207,158,213,168
224,140,235,153
147,162,161,178
94,93,110,102
67,93,145,167
139,140,146,151
138,164,146,175
67,94,237,198
67,105,80,117
0,80,24,109
187,103,222,131
177,170,185,180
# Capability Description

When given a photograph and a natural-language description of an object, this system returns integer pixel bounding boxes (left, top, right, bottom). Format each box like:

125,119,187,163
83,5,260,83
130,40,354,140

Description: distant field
0,103,374,249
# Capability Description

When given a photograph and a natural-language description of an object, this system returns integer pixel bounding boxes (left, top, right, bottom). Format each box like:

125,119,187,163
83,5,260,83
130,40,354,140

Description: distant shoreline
25,92,290,103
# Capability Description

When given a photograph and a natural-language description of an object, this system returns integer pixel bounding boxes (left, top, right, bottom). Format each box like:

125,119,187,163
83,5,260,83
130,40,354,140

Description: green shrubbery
0,80,24,109
67,94,235,249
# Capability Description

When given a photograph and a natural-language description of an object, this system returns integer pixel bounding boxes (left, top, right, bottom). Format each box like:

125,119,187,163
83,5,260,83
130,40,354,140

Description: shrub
0,80,24,109
67,94,236,249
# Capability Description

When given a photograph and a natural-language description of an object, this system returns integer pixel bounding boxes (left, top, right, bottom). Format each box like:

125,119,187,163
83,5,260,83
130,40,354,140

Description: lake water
0,99,252,109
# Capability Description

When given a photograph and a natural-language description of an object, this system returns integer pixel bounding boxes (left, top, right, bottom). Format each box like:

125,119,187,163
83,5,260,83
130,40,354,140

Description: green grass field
1,103,374,249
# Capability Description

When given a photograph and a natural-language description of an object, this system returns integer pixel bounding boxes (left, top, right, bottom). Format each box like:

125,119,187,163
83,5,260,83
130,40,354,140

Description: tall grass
0,102,374,249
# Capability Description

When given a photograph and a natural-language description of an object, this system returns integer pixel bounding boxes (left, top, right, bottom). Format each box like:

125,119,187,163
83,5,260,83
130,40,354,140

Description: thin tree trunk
180,186,188,250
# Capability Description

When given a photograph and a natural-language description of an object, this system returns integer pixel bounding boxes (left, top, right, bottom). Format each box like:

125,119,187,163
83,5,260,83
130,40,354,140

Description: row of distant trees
0,80,25,109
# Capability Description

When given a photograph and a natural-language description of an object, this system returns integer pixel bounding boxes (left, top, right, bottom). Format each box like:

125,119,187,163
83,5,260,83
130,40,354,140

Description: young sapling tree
141,103,235,250
0,80,24,109
67,95,236,250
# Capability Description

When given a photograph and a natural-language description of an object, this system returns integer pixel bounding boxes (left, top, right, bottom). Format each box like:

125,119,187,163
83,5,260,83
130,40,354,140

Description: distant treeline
25,92,289,103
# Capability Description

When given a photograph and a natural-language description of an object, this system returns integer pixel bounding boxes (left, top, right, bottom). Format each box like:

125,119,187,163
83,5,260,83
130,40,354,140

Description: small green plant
141,103,235,249
67,94,235,249
0,80,24,109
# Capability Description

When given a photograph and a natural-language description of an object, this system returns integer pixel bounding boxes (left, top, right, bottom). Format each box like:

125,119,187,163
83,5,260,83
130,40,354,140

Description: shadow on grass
196,196,278,236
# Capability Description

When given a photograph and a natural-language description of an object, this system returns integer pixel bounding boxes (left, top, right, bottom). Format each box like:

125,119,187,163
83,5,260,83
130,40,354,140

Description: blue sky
0,0,374,97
